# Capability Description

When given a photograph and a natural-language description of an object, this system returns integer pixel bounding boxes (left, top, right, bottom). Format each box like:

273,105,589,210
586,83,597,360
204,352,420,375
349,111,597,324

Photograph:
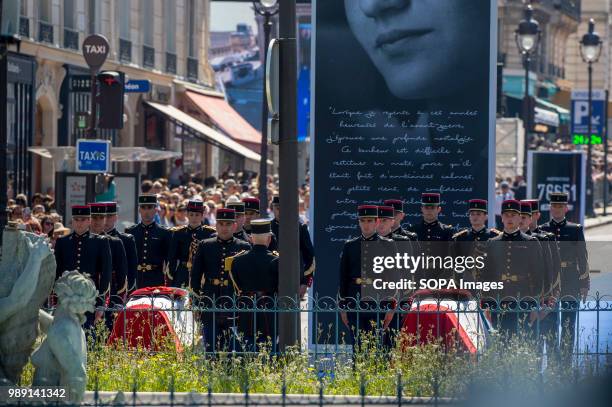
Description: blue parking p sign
76,139,111,173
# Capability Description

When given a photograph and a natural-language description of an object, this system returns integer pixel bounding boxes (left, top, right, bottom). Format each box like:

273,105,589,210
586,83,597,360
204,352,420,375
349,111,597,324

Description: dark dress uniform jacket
392,226,418,241
190,236,251,299
540,219,589,297
271,218,316,285
229,245,279,340
168,224,216,288
54,231,112,306
408,220,454,279
108,228,138,293
528,228,561,298
339,233,394,303
483,230,546,299
234,228,250,243
125,222,172,288
104,233,128,302
451,227,500,282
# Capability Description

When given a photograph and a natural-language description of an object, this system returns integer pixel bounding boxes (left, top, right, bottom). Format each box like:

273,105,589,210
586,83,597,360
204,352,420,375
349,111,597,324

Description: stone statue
0,226,55,384
32,270,97,403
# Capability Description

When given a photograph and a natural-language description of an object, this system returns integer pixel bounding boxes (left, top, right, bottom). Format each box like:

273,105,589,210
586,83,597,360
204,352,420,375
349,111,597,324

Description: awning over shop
145,101,266,163
184,90,261,146
29,146,182,162
504,95,570,127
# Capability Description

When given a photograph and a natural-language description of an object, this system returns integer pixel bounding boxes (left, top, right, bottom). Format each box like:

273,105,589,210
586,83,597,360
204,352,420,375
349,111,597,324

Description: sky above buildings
210,1,256,32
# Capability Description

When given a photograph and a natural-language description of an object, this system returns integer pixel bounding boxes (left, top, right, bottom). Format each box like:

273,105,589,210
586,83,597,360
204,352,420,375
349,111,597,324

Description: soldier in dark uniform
242,197,260,235
407,193,454,241
376,205,412,242
228,219,279,351
519,199,562,354
407,193,454,279
540,192,589,355
451,199,500,283
376,205,418,335
104,201,138,294
383,199,418,241
270,196,315,298
525,199,561,298
167,200,216,288
89,203,128,306
54,205,112,330
125,194,172,288
482,200,545,338
190,208,251,353
339,205,395,347
226,201,250,243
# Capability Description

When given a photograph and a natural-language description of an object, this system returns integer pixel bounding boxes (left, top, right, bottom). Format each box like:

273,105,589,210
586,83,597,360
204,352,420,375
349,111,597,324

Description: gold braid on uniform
304,259,315,276
452,229,468,240
226,250,247,295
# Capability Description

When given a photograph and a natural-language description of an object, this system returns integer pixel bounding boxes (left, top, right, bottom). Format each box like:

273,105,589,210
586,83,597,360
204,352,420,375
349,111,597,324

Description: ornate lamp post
580,19,603,217
515,4,541,176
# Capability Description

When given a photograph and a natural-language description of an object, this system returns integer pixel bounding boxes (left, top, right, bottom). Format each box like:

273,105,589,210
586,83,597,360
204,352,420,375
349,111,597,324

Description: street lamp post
253,0,279,217
515,4,541,177
580,19,603,218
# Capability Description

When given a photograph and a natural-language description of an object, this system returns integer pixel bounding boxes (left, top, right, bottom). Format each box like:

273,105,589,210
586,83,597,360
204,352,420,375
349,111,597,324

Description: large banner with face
310,1,496,316
527,151,586,224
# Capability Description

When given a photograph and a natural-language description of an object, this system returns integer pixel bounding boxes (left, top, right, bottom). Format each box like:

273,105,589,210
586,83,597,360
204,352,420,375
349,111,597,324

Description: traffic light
97,71,125,129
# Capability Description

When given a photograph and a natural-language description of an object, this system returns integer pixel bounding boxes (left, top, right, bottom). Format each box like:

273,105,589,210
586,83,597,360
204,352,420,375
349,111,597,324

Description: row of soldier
53,195,315,350
339,192,588,354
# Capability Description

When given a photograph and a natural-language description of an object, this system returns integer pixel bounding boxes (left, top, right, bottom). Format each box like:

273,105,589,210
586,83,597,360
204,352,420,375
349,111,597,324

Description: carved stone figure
32,270,97,403
0,226,55,384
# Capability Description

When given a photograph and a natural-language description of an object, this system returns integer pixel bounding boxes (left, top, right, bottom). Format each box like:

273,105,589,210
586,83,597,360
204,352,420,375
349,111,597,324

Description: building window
142,1,154,68
38,0,53,43
63,0,78,50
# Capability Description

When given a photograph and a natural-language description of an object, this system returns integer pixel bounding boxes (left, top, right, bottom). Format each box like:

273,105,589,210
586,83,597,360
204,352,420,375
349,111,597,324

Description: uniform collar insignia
503,229,520,238
361,233,378,241
424,220,438,227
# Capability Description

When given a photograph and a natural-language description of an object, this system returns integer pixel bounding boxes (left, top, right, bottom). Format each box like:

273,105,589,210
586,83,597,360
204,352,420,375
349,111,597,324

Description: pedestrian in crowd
173,203,188,226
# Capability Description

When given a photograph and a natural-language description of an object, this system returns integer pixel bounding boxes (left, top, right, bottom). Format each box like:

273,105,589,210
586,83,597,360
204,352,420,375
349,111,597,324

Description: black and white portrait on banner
309,0,497,319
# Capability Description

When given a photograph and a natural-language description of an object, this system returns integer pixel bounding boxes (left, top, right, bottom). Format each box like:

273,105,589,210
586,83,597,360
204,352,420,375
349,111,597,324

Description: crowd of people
5,170,312,240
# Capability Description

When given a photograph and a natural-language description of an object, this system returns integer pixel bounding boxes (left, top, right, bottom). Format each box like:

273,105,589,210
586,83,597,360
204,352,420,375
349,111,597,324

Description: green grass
18,321,603,397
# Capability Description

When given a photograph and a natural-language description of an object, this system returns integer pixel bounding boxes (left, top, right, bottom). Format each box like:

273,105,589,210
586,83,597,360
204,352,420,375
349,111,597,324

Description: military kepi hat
524,199,540,212
468,199,487,213
72,205,91,217
216,208,236,221
89,203,107,216
226,202,245,214
550,192,569,203
187,200,204,213
378,206,395,219
250,219,272,234
358,205,378,218
105,202,118,215
519,200,532,215
242,197,260,212
383,199,403,213
501,200,521,214
138,194,157,206
421,193,441,206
